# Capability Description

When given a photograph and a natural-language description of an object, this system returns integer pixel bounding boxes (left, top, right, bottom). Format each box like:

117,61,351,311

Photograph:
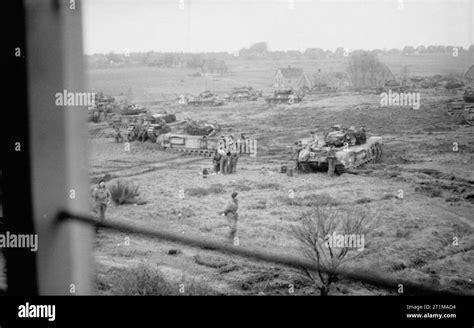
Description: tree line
85,42,474,69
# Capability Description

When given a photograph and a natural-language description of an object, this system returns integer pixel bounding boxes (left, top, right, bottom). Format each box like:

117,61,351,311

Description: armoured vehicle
295,126,383,174
150,112,176,123
444,80,464,90
187,90,225,107
184,119,220,137
146,121,171,142
225,87,262,102
127,123,147,142
463,87,474,103
155,119,256,157
265,89,304,105
375,80,409,94
304,84,337,95
125,112,177,142
88,93,116,123
156,133,256,157
447,91,474,126
420,80,439,89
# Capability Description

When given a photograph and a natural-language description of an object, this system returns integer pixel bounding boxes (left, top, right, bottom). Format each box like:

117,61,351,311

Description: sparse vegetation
415,184,442,198
395,229,411,239
186,184,225,197
249,199,267,210
280,193,340,207
254,182,281,190
292,206,368,296
355,197,372,204
99,263,217,295
109,180,140,205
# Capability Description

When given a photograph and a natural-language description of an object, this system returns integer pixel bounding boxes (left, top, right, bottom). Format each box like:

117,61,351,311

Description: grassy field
85,53,474,102
88,54,474,295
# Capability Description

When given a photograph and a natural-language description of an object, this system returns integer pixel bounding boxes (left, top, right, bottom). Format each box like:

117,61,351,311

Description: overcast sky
82,0,473,54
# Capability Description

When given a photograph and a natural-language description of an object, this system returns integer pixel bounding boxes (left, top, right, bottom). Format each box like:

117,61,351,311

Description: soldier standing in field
212,149,222,173
218,137,228,174
114,126,123,143
218,192,239,242
92,179,112,223
227,135,236,173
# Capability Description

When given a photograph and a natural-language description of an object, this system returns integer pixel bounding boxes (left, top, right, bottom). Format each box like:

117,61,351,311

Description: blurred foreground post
25,0,92,295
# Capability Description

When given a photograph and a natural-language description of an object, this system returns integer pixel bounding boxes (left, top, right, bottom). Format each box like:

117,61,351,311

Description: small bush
249,199,267,210
254,182,281,190
109,264,175,295
355,197,372,204
186,184,225,197
381,193,397,200
226,181,252,192
109,180,140,205
102,264,217,295
415,185,442,198
395,229,411,239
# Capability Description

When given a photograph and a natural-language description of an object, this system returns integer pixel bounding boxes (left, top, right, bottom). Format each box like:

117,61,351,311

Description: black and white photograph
2,0,474,325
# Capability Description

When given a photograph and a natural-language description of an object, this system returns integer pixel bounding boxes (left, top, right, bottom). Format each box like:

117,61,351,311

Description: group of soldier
100,131,244,242
92,178,239,243
114,121,154,143
212,135,242,174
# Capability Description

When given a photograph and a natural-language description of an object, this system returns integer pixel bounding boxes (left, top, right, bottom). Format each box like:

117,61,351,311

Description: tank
447,90,474,125
184,119,220,137
187,90,225,107
444,80,464,90
156,133,256,157
225,87,262,102
146,122,171,142
154,119,257,156
304,84,337,95
463,87,474,103
126,123,140,141
295,126,383,174
265,89,303,105
375,80,409,94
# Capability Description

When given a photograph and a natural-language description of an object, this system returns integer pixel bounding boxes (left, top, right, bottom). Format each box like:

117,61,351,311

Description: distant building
463,65,474,82
273,66,311,89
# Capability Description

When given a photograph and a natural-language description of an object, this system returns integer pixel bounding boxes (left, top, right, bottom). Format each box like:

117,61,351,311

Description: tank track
351,143,382,169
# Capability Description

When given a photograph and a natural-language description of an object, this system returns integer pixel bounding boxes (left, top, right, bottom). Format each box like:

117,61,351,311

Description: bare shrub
109,179,140,205
104,263,217,295
110,264,174,295
292,205,368,296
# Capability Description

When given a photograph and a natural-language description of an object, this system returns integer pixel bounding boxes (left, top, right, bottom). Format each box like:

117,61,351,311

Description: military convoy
294,125,383,174
265,89,304,105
